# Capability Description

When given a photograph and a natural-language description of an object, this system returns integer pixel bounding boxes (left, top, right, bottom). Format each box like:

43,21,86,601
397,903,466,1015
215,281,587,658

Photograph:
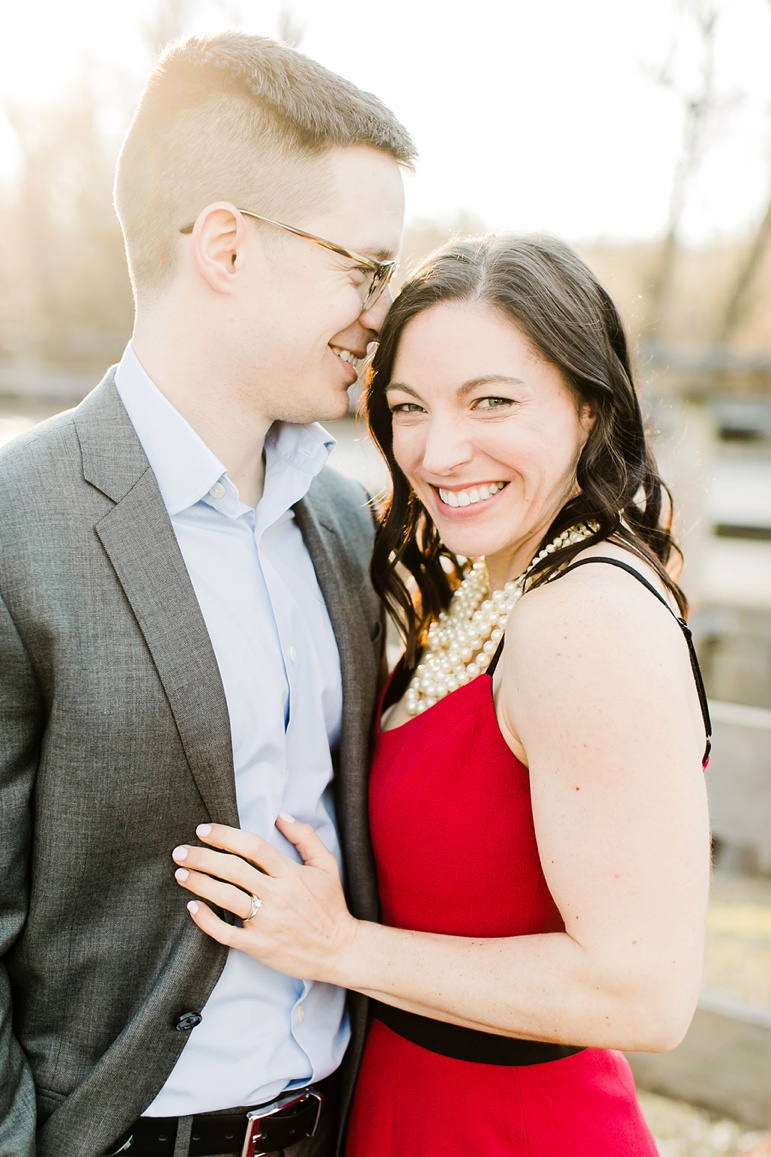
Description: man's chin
317,392,355,423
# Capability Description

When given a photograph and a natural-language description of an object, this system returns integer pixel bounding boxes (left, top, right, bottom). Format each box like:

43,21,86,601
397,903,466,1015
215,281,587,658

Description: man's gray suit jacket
0,372,383,1157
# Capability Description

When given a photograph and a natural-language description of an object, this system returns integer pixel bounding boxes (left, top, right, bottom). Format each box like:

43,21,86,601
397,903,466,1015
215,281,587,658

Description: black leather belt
371,1000,585,1065
107,1078,332,1156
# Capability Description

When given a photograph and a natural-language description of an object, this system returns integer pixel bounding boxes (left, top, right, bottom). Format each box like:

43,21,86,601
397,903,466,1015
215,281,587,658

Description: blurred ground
639,1090,770,1156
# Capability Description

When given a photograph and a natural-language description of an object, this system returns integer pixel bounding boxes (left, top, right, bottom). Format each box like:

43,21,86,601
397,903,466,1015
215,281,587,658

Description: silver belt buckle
242,1088,322,1157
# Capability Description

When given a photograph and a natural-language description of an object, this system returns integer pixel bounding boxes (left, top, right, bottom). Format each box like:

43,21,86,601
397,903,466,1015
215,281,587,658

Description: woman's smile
436,481,508,508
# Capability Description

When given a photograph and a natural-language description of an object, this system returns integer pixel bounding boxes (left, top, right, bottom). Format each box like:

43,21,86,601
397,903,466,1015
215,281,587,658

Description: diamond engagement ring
245,894,262,922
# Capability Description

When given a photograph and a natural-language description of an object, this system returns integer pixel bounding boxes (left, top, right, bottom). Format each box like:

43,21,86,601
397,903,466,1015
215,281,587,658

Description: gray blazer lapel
295,478,381,921
295,476,382,1153
74,375,238,827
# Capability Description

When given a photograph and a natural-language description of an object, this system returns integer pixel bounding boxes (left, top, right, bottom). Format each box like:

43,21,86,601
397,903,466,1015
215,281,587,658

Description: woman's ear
579,401,597,437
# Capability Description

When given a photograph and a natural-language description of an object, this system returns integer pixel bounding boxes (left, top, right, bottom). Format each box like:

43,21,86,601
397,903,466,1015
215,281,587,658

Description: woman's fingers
186,899,242,949
173,817,359,985
194,822,290,876
172,843,264,895
275,811,336,869
174,861,257,922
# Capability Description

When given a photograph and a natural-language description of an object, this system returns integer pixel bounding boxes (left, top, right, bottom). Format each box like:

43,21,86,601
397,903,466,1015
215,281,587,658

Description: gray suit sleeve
0,593,40,1155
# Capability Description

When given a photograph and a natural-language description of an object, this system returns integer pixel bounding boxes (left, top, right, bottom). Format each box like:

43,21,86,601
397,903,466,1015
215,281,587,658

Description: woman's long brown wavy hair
365,234,687,667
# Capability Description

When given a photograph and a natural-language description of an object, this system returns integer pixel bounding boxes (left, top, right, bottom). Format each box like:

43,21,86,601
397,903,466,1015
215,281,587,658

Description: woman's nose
420,417,474,476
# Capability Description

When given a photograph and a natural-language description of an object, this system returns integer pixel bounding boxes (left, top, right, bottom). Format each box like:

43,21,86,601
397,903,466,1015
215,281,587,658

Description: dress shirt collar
113,342,335,517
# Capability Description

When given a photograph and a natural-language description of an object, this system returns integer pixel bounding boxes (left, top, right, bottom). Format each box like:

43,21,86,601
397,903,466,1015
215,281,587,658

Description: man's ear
187,201,246,293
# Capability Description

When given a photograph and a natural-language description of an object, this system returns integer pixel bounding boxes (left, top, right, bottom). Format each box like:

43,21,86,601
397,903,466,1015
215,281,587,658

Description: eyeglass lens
364,264,393,309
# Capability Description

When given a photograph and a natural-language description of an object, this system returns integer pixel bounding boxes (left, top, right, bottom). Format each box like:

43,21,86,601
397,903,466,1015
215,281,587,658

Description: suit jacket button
175,1012,202,1032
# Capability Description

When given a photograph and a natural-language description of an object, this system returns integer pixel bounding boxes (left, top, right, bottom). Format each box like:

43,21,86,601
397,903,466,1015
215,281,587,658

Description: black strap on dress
486,633,506,678
485,555,711,767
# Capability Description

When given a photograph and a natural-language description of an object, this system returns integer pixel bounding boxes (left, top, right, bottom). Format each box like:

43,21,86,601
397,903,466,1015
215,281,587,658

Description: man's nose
359,284,393,337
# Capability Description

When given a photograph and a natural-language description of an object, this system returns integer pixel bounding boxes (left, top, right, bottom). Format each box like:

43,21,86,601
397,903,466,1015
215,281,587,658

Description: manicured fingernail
175,868,189,882
196,824,212,838
172,846,188,862
187,901,199,915
278,810,296,822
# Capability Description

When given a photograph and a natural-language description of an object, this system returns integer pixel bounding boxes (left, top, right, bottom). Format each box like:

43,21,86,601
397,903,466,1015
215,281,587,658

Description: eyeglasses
180,208,398,310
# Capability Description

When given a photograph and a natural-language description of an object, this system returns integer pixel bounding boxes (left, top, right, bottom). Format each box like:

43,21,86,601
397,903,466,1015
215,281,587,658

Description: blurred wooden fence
629,700,771,1127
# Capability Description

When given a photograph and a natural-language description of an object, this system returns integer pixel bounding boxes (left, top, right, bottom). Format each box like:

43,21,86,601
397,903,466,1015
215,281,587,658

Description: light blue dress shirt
114,344,349,1115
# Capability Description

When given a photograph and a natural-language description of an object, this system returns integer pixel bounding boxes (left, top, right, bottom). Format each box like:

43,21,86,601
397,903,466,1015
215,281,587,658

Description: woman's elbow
628,1011,693,1053
616,979,700,1053
590,952,701,1052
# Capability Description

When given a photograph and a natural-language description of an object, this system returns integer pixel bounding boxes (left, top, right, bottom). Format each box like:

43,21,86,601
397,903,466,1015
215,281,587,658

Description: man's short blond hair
114,32,416,301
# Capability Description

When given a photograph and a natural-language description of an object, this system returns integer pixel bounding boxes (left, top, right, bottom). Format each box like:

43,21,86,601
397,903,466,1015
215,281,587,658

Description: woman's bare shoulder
495,540,703,763
509,541,681,646
500,543,691,717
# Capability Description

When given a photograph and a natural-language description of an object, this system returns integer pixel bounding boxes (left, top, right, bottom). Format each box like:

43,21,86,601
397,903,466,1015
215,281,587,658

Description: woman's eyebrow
385,375,525,397
457,374,526,395
384,381,419,396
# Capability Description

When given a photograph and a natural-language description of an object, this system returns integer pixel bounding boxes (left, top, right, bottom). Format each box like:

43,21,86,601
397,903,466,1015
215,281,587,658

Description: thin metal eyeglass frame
179,208,397,310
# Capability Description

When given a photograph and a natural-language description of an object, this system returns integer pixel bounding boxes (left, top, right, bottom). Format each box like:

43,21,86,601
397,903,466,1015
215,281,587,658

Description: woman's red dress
345,669,658,1156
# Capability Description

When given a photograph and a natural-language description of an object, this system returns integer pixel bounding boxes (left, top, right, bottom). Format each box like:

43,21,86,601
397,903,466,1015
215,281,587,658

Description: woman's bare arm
173,560,710,1053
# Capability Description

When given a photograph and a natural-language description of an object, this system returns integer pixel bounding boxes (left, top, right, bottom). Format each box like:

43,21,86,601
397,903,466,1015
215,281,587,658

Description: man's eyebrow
360,247,397,262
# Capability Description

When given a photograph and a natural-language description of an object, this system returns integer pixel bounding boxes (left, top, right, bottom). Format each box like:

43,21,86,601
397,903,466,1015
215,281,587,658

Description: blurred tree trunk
719,197,771,344
1,75,134,363
142,0,196,57
276,3,305,46
647,0,720,334
718,0,771,346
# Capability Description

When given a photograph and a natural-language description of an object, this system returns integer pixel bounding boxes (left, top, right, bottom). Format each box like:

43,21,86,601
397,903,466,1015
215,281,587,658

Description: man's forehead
313,148,405,256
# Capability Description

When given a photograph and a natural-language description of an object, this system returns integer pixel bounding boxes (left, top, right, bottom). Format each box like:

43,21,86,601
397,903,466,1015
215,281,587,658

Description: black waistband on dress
370,1000,585,1066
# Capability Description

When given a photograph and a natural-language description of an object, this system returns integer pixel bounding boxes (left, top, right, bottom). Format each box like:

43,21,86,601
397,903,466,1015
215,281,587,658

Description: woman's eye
474,396,512,411
389,402,424,414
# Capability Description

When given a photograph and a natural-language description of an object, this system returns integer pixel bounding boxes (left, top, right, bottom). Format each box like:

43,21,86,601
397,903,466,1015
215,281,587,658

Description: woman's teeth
438,482,506,508
330,345,360,368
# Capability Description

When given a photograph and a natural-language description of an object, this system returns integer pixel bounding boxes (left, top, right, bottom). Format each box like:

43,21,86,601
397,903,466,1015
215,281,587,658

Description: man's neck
132,332,271,508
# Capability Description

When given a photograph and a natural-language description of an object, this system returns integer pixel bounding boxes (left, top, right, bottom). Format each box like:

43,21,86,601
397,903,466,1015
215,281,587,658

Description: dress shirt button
208,482,226,499
175,1011,203,1032
289,646,297,663
297,1004,305,1023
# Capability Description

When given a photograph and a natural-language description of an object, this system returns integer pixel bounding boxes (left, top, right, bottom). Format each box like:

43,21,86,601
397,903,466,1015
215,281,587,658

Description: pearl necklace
404,523,598,716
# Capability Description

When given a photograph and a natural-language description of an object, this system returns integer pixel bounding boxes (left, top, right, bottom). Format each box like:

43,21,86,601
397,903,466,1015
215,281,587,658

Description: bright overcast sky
1,0,770,244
